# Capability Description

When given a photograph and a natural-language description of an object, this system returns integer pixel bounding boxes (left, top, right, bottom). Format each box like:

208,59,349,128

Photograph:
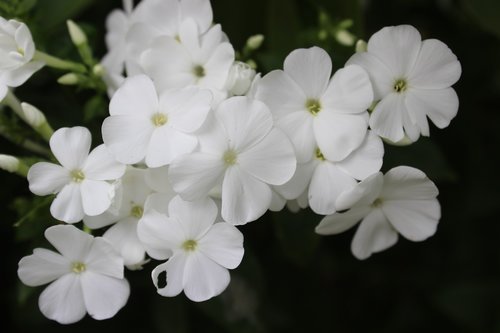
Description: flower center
223,149,238,166
17,47,25,56
306,99,321,116
193,65,205,78
182,239,197,252
71,169,85,183
71,261,86,274
372,198,383,208
315,148,326,161
152,113,168,127
393,79,408,93
130,205,144,218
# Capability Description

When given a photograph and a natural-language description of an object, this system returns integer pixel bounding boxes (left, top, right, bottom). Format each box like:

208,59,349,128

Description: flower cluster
9,0,461,325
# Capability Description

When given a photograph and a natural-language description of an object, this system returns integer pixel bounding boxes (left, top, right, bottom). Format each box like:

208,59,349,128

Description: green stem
34,50,86,73
0,125,51,157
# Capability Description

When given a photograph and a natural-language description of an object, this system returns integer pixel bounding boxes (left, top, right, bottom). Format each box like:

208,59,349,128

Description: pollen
306,99,322,116
152,113,168,127
130,205,144,218
71,169,85,183
71,261,86,274
193,65,205,78
223,149,238,166
393,79,408,93
372,198,383,208
182,239,197,252
315,148,326,161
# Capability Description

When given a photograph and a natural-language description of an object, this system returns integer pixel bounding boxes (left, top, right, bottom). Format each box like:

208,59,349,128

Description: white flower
255,46,373,163
102,74,212,167
28,127,126,223
169,96,296,225
0,17,44,100
347,25,461,143
315,166,440,260
17,225,130,324
140,21,234,104
137,196,244,302
225,61,256,96
275,130,384,215
84,167,154,269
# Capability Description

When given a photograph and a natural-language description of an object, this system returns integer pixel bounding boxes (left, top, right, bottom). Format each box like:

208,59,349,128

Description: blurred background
1,0,500,332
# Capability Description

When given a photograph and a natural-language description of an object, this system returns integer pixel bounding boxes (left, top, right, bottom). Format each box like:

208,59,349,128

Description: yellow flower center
71,261,86,274
71,169,85,183
315,148,326,161
152,113,168,127
182,239,197,252
372,198,383,208
223,149,238,166
130,205,144,218
306,98,321,116
193,65,205,78
393,79,408,93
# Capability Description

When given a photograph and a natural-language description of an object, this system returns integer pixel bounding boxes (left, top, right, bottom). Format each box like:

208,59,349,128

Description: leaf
33,0,95,34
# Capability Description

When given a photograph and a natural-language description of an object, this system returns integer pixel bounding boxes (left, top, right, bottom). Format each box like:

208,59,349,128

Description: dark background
1,0,500,332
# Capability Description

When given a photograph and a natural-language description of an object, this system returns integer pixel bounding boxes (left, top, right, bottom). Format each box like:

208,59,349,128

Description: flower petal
38,274,86,324
28,162,70,195
83,144,125,181
152,257,185,297
198,222,244,269
283,47,332,98
50,127,91,170
109,74,158,116
145,126,197,167
18,248,70,286
369,92,405,142
313,111,368,162
103,219,145,268
351,209,398,260
44,225,93,261
336,172,383,211
274,159,317,200
168,195,217,240
137,210,182,259
183,251,230,302
315,206,371,235
238,128,296,185
337,131,384,180
1,60,44,87
80,271,130,320
276,111,315,163
221,167,272,225
50,183,84,223
85,237,124,279
382,166,439,200
80,180,114,216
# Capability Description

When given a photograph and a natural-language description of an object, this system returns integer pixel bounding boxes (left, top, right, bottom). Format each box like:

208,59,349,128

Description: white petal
50,183,84,223
308,162,357,215
254,70,306,119
80,180,114,216
183,252,230,302
44,225,93,261
351,209,398,260
346,52,394,100
38,274,86,324
383,199,440,241
313,111,368,162
83,144,125,180
109,74,158,116
144,192,175,215
80,271,130,320
382,166,439,200
83,210,120,229
102,114,154,165
276,111,315,163
145,126,197,167
168,195,217,240
322,65,373,114
337,131,384,180
283,47,332,98
221,167,272,225
145,166,174,194
103,219,145,267
169,152,225,201
269,190,287,211
274,159,317,200
159,86,212,133
367,25,421,77
198,222,244,269
336,172,383,211
28,162,70,195
215,96,273,151
369,93,405,142
181,0,213,32
137,210,183,259
50,127,91,170
152,257,185,297
85,237,124,279
18,249,70,286
238,128,296,185
1,60,44,87
315,206,371,235
408,39,461,89
202,42,235,90
405,88,459,130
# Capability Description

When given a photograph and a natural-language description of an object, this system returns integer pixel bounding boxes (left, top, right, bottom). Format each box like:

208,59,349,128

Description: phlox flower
0,17,44,100
315,166,440,259
137,196,244,302
18,225,130,324
347,25,461,143
169,96,296,225
255,46,373,163
102,74,212,167
28,127,126,223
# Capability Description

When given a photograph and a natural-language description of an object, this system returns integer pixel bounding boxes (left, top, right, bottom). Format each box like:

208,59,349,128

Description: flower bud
67,20,87,46
225,61,257,96
355,39,368,53
57,73,79,85
20,102,46,128
246,34,264,50
0,154,20,173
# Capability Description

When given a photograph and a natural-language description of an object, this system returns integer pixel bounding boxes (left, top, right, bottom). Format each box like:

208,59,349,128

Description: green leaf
33,0,95,34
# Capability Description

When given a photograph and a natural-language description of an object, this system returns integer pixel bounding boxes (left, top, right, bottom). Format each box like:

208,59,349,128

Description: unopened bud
225,61,257,96
92,64,105,77
58,73,79,85
335,30,356,46
246,34,264,50
20,102,46,128
355,39,368,53
67,20,87,46
0,154,20,173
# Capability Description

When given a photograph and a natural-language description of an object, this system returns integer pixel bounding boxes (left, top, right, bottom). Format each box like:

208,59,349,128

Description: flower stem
34,50,86,73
